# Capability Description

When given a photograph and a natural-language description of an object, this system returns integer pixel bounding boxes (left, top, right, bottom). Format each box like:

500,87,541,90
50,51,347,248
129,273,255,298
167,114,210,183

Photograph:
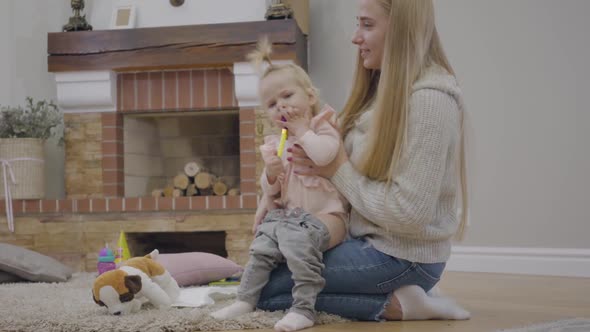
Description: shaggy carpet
498,318,590,332
0,273,347,332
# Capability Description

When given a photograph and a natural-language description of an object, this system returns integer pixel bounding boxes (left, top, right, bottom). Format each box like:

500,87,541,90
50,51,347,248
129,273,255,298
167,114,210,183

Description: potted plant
0,97,63,200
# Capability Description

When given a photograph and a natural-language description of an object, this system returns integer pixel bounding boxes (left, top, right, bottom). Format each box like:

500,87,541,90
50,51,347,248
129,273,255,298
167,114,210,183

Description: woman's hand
287,141,349,178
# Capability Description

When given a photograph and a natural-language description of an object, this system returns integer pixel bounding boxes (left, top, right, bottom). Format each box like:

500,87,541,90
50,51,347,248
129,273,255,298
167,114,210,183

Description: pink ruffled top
260,106,349,219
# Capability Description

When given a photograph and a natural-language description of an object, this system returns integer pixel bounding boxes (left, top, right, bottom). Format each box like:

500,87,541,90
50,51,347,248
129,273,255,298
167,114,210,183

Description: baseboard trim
447,246,590,278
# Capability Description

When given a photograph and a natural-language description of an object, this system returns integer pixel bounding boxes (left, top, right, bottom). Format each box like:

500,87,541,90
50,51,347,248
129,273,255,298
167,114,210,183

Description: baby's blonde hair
247,37,321,115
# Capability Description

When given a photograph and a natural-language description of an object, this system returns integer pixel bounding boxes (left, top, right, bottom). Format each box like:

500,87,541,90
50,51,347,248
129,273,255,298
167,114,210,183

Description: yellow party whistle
277,116,288,157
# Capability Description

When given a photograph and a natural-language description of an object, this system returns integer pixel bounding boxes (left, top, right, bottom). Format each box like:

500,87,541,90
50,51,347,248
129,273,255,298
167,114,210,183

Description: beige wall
0,1,13,106
0,0,69,199
435,0,590,249
308,1,357,114
308,0,590,249
86,0,268,30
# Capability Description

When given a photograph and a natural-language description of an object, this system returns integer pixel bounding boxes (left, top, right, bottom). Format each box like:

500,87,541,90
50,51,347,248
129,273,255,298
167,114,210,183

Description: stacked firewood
151,161,240,198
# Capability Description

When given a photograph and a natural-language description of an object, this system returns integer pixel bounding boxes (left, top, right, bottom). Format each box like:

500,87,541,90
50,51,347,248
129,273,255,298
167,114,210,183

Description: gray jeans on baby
238,208,331,321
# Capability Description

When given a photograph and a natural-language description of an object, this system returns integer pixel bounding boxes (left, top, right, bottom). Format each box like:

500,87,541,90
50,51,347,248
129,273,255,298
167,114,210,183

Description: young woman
255,0,471,323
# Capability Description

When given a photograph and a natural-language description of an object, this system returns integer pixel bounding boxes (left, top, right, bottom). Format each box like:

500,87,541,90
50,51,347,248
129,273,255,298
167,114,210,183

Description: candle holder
63,0,93,32
265,0,294,20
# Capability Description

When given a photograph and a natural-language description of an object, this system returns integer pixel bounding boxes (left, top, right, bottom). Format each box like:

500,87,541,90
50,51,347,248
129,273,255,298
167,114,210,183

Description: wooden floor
224,272,590,332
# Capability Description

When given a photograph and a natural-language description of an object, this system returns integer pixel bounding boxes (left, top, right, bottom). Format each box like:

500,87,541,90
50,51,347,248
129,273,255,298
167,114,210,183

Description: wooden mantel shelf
47,19,306,72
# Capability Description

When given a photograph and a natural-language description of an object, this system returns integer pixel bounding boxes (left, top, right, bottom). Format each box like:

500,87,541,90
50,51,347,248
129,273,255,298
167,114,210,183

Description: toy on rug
97,244,116,275
114,230,131,264
92,249,180,316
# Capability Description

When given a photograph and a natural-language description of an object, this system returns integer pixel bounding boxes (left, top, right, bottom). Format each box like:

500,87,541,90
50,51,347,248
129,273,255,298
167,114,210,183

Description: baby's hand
265,154,284,180
276,106,311,138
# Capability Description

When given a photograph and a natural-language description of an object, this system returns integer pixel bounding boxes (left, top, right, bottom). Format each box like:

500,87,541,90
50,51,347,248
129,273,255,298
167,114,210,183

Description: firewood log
228,188,240,196
173,173,190,190
151,189,164,197
163,186,175,197
213,180,228,196
184,161,204,177
195,172,214,190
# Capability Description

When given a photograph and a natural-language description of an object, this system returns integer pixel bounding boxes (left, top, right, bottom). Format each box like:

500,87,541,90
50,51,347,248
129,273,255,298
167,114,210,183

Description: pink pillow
155,252,243,287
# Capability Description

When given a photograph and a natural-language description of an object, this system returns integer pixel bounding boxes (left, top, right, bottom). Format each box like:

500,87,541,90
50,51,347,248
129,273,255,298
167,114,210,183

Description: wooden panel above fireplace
47,19,307,72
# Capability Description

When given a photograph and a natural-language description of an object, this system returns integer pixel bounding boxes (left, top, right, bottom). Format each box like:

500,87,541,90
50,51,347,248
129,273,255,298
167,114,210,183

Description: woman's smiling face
352,0,389,70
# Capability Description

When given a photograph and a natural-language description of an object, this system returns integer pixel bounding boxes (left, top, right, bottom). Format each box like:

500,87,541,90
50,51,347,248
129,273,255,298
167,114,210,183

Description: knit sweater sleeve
330,89,459,230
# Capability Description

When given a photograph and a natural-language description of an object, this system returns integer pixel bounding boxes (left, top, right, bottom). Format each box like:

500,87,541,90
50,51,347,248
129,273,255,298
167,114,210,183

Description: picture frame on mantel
110,4,136,29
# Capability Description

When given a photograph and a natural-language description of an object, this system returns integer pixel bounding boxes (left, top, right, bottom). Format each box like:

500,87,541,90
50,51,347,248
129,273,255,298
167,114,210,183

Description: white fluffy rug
498,318,590,332
0,273,347,332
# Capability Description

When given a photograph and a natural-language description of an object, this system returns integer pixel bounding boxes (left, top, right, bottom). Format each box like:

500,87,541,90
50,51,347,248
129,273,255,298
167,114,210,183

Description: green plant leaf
0,97,63,143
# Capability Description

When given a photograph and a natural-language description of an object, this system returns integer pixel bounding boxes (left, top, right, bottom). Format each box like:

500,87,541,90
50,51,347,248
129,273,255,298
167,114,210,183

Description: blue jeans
257,238,445,321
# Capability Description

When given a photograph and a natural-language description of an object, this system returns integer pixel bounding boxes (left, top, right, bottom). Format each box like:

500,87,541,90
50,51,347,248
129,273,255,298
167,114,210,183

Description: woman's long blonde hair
340,0,468,239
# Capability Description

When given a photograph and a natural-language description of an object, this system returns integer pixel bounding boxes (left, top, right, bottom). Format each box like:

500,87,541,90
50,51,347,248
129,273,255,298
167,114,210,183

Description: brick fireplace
61,67,255,212
0,20,306,271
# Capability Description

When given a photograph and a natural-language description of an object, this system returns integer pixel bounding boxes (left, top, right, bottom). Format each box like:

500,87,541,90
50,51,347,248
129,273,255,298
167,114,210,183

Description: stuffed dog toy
92,249,180,315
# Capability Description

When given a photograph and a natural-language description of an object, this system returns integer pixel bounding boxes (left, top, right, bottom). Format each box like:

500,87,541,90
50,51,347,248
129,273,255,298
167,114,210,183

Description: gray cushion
0,270,23,283
0,243,73,282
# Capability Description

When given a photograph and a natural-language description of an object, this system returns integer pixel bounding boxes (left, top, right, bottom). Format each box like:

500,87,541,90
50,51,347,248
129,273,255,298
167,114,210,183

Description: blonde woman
256,0,471,322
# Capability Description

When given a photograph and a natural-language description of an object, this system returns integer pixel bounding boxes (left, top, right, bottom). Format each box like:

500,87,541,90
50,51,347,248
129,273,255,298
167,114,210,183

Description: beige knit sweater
330,65,464,263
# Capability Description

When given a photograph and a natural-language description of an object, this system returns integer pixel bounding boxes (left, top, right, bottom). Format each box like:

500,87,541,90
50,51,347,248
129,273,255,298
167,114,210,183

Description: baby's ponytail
247,36,274,75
